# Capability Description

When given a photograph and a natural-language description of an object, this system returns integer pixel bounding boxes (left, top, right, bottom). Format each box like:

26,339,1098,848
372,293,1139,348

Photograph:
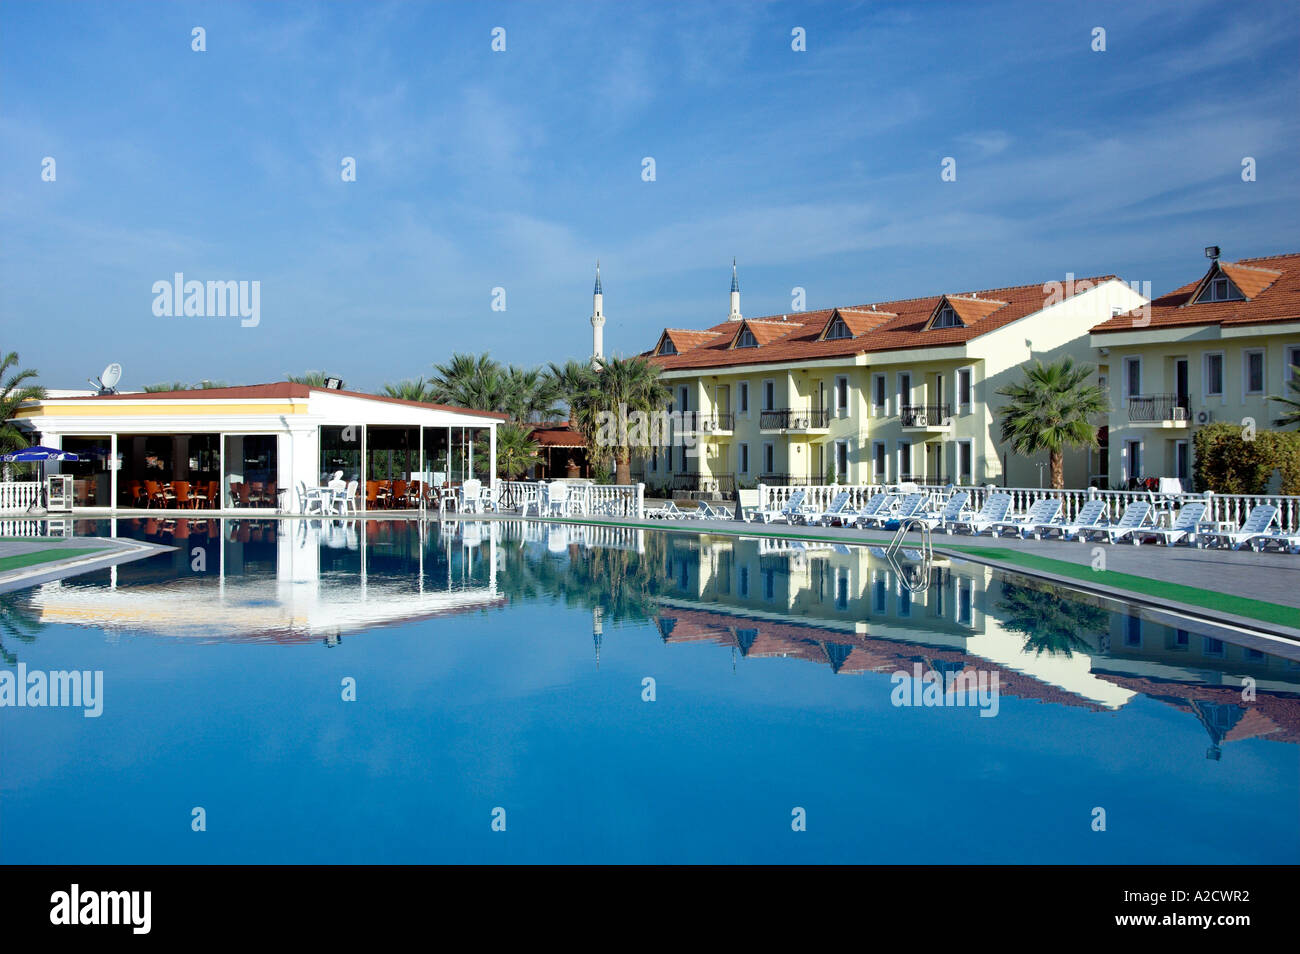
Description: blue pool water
2,517,1297,863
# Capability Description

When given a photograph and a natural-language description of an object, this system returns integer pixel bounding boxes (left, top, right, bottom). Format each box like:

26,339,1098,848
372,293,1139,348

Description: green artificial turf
0,546,109,574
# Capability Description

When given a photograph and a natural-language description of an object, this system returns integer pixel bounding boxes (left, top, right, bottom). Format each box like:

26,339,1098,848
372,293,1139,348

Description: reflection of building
652,534,1300,750
15,383,505,511
23,517,503,642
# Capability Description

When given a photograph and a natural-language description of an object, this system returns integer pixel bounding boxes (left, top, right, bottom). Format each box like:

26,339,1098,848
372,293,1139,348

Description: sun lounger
804,490,851,526
917,490,970,533
758,488,811,525
991,498,1061,539
1039,499,1108,541
1143,501,1207,547
1198,504,1279,551
1085,500,1152,544
646,500,686,519
1251,526,1300,554
696,499,734,520
846,492,893,528
862,492,928,529
948,493,1013,536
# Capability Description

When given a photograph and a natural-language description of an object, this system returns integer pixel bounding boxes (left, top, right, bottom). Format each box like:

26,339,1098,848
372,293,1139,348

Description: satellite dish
100,363,122,390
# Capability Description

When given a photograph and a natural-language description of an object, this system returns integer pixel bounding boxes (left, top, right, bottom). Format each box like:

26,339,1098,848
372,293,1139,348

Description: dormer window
735,328,758,348
824,316,853,340
932,304,962,328
657,337,678,356
1197,275,1244,303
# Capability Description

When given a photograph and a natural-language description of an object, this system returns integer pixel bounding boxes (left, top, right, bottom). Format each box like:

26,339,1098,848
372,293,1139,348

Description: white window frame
872,373,888,415
1242,348,1266,397
897,440,912,481
897,372,911,411
1122,356,1142,401
1124,439,1143,481
762,379,775,412
956,366,973,410
1203,351,1225,399
871,440,887,483
956,438,973,484
835,375,850,417
833,438,850,482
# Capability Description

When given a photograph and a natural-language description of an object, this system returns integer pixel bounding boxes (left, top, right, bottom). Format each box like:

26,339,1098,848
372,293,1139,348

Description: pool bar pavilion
13,383,505,513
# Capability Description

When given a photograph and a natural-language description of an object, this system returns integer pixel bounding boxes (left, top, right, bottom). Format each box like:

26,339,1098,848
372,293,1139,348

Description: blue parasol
1,445,80,463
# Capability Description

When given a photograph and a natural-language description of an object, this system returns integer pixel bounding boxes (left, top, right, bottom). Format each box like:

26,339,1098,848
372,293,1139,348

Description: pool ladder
885,516,934,593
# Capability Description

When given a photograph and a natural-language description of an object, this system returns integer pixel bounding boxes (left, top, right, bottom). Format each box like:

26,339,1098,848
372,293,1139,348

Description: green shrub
1192,422,1300,495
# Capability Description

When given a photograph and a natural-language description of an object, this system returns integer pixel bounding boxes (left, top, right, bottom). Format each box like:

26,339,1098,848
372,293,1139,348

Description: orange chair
172,481,192,508
365,481,381,510
392,479,409,508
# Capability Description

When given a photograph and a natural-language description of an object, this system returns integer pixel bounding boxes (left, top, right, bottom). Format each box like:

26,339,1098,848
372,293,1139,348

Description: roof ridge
1235,251,1300,263
1222,261,1284,275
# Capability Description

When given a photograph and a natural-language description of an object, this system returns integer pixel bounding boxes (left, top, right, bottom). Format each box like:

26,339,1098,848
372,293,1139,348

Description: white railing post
636,482,645,519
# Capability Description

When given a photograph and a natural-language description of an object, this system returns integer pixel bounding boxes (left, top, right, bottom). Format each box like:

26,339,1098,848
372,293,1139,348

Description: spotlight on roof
323,376,343,390
1204,245,1221,260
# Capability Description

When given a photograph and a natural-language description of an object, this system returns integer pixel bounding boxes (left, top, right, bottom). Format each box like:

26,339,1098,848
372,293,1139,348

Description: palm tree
0,351,46,482
143,381,191,393
548,359,601,443
584,355,670,485
495,422,543,479
1269,364,1300,429
286,370,332,386
502,365,563,423
996,581,1108,657
430,353,509,411
996,357,1108,489
382,378,434,402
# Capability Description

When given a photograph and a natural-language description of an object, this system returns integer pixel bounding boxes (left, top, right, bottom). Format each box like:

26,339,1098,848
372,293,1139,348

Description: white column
488,423,497,492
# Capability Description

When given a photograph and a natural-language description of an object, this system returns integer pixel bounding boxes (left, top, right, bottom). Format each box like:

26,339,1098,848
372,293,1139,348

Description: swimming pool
2,517,1297,863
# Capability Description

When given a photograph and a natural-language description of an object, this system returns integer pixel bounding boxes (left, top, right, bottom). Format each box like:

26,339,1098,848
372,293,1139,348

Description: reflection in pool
2,517,1297,863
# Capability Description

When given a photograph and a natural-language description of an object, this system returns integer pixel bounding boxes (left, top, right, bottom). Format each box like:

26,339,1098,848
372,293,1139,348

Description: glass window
763,381,775,410
873,375,886,410
836,376,849,412
1125,357,1141,397
957,368,972,406
739,382,749,413
1205,353,1224,396
740,444,749,474
1245,350,1265,394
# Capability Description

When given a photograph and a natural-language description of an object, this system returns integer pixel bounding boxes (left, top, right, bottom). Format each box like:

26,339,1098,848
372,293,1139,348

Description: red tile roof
1092,252,1300,334
30,381,508,419
529,423,586,447
646,276,1116,370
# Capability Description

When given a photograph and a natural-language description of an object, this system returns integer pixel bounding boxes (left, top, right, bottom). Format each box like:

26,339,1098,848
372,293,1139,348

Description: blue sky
2,0,1298,391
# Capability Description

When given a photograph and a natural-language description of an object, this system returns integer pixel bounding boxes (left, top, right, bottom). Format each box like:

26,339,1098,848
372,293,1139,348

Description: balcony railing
758,473,811,486
900,404,953,427
759,408,830,430
695,412,734,432
670,473,735,493
1127,394,1190,423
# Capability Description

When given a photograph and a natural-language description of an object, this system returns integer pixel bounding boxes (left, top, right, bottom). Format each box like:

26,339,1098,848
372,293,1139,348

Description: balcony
693,412,735,435
757,473,811,486
900,404,953,432
670,473,735,493
759,408,830,433
1127,394,1190,428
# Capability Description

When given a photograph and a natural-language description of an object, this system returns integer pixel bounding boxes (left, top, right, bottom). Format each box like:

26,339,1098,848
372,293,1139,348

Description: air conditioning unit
702,420,715,432
1197,410,1213,424
793,416,809,428
913,413,929,427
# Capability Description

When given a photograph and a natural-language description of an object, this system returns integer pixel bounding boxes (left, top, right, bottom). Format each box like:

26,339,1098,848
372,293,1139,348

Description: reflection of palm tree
996,581,1107,657
0,593,41,666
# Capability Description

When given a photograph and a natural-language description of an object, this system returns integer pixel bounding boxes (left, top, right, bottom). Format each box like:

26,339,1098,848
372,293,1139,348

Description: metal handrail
884,515,935,593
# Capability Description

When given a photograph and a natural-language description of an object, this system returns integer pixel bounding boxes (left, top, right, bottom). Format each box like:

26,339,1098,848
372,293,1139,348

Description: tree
1269,364,1300,429
430,353,508,411
382,378,434,402
0,351,46,482
584,355,670,485
495,422,543,479
996,357,1107,489
996,581,1108,657
143,381,191,392
286,370,332,386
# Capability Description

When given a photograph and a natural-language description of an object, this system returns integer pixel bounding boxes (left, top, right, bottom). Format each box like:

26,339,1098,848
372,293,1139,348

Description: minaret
590,261,605,366
728,258,742,322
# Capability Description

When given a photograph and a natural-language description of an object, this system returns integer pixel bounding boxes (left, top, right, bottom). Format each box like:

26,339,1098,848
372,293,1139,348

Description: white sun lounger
948,493,1013,536
1085,500,1153,544
917,490,970,533
758,489,811,525
1251,526,1300,554
847,493,893,528
1040,499,1109,541
804,490,851,526
1143,501,1207,547
696,499,734,520
646,500,686,519
862,492,928,529
1198,504,1279,551
991,498,1061,539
